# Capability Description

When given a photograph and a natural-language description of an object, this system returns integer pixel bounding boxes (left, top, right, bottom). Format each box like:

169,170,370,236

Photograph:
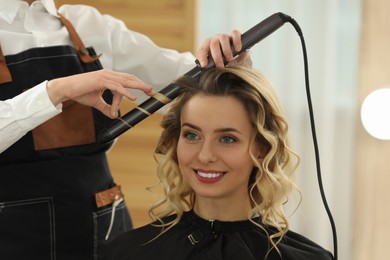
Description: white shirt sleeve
0,81,62,153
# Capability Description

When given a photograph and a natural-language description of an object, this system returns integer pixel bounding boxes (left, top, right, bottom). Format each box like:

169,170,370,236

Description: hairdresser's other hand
197,30,252,68
46,69,154,118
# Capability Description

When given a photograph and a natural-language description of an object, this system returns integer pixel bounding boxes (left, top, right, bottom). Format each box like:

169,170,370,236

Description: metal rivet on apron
80,48,89,55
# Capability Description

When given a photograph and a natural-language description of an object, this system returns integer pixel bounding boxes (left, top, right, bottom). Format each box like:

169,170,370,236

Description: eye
220,135,236,144
183,131,200,141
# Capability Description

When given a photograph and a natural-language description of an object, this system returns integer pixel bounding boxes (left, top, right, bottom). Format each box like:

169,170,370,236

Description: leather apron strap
57,13,102,63
0,45,12,84
0,13,101,84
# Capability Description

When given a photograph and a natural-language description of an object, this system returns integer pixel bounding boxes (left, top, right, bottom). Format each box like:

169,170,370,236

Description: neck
193,196,252,221
24,0,36,5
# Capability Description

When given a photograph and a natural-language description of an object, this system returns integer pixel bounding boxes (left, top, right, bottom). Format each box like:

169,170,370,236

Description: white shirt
0,0,196,153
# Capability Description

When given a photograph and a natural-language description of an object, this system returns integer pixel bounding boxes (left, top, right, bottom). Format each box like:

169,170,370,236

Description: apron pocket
32,100,96,150
93,199,132,260
0,197,56,260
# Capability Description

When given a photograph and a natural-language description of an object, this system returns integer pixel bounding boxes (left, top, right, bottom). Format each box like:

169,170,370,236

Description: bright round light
361,88,390,140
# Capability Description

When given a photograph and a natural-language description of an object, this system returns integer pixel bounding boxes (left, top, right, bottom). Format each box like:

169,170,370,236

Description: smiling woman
177,95,258,219
102,66,333,260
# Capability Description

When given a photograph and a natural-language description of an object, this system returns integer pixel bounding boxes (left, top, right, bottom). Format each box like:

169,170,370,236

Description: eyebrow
181,122,242,134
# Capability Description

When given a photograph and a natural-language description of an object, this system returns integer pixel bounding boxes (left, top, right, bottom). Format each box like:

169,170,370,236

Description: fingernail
196,59,205,68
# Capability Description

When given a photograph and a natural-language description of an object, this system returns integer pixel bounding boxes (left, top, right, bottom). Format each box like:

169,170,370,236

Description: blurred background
56,1,390,260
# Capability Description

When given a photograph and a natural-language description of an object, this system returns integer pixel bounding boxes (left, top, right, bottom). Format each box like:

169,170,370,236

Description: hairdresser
0,0,248,259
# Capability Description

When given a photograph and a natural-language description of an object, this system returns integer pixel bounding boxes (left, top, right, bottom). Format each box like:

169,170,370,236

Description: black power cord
284,15,338,260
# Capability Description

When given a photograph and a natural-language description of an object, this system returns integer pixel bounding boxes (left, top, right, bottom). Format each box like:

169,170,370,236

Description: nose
197,140,217,163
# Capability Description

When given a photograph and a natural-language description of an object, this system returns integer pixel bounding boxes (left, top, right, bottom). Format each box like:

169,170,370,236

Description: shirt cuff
4,81,62,130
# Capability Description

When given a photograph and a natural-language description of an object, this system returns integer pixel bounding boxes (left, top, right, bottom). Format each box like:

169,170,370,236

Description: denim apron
0,14,131,260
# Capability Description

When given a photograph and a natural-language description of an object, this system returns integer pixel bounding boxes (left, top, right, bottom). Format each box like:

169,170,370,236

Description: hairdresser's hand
197,30,252,68
46,69,154,118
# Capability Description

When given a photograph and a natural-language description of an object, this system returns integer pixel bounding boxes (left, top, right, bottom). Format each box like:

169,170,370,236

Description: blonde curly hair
148,65,300,254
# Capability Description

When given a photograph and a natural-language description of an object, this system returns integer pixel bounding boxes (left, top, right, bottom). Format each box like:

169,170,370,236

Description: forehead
181,94,253,130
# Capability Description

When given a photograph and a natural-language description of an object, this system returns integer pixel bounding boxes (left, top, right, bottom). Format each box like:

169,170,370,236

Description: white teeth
197,171,223,178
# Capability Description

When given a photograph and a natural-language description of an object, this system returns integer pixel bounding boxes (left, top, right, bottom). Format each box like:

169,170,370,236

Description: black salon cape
102,210,333,260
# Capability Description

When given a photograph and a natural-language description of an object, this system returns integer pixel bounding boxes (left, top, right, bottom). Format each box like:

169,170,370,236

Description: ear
257,144,270,160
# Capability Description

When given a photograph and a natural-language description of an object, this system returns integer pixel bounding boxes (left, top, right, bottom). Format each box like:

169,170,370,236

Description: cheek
177,141,193,166
225,149,256,171
177,142,196,181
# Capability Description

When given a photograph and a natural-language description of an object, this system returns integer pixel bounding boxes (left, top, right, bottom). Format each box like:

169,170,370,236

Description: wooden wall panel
55,0,197,52
55,0,197,227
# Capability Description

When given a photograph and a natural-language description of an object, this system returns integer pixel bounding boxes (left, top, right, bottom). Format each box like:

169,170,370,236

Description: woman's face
177,94,259,204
